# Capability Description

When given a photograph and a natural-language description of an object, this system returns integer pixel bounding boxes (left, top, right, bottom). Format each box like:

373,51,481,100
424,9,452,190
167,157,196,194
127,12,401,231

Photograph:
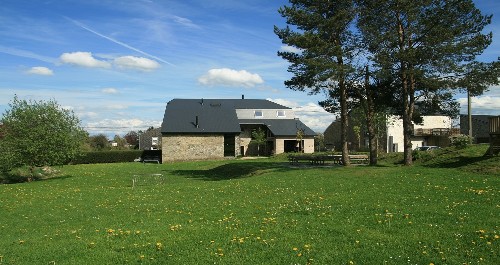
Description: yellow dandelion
297,253,302,257
292,247,298,251
156,242,163,250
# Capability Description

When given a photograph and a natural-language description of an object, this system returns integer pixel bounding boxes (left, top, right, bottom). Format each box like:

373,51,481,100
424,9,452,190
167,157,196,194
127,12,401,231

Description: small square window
254,110,263,118
277,110,286,117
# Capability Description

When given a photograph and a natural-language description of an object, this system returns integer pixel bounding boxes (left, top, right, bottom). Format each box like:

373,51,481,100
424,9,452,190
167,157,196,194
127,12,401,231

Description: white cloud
268,98,336,133
78,112,99,119
198,68,264,87
280,45,302,54
59,52,111,68
101,88,119,94
85,118,162,136
113,56,160,71
172,15,200,29
106,104,128,110
268,98,300,108
65,17,173,66
26,66,53,76
457,87,500,115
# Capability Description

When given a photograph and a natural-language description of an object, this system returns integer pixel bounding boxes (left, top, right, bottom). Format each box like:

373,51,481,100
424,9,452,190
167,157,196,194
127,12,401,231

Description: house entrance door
224,135,235,157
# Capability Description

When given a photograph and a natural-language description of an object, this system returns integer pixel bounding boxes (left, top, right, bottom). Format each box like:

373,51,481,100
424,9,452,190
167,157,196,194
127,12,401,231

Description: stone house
160,98,316,162
324,114,458,153
459,115,494,144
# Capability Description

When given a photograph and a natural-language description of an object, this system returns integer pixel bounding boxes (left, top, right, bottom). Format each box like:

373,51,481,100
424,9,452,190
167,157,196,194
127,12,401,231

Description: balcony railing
490,116,500,135
412,128,460,136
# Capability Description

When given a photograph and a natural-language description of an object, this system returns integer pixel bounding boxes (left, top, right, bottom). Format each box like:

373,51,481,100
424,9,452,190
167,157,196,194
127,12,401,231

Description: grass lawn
0,146,498,264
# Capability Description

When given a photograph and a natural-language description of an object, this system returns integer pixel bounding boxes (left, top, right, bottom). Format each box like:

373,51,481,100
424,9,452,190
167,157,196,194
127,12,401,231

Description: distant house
139,128,162,150
324,114,458,152
160,98,316,162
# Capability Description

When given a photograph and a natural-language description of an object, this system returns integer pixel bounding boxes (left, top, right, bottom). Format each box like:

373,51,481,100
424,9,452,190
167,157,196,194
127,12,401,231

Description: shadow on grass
168,161,290,181
0,173,73,184
423,155,493,169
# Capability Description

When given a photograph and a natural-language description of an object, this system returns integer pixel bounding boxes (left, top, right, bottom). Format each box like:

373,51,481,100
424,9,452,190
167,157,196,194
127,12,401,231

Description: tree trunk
336,50,350,166
340,81,350,166
364,66,378,166
397,10,413,166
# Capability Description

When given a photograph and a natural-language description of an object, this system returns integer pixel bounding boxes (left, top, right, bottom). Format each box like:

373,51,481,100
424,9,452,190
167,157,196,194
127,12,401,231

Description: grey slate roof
239,119,316,137
161,98,314,136
161,99,241,134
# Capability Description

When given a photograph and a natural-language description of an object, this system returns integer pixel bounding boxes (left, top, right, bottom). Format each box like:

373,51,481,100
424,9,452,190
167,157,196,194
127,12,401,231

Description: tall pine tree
275,0,359,165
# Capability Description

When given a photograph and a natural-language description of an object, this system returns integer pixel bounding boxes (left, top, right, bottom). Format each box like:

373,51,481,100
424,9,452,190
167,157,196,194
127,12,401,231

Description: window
254,110,263,118
277,110,286,118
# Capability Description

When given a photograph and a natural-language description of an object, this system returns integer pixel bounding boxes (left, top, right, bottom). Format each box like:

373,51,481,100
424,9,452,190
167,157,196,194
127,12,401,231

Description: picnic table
288,154,368,165
288,154,342,165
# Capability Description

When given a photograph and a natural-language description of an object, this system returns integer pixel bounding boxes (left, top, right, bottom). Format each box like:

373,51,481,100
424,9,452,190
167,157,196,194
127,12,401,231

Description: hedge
71,150,143,164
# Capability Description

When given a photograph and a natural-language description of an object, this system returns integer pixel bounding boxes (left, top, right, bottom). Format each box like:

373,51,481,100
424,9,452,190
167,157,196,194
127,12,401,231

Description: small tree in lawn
0,96,87,178
296,128,304,153
251,127,267,156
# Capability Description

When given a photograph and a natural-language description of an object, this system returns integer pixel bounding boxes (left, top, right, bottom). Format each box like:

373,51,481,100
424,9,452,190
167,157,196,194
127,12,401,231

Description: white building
386,115,453,152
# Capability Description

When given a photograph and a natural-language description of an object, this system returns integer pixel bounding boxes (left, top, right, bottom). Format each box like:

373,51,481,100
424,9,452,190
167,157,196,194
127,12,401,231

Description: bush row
71,150,146,164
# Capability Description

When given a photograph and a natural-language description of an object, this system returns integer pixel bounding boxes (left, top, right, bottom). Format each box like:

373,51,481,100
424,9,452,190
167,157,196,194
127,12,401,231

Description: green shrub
449,134,472,149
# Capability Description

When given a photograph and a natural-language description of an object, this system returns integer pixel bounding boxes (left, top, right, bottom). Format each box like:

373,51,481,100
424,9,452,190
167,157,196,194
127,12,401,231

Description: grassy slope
0,146,498,264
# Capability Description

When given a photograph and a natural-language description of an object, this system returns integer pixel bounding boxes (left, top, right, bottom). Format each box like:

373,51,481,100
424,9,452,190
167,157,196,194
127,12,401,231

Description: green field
0,146,498,264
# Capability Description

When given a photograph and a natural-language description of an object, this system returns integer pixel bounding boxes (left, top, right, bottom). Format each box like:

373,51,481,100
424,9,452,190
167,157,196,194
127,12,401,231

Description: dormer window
254,110,263,118
277,110,286,118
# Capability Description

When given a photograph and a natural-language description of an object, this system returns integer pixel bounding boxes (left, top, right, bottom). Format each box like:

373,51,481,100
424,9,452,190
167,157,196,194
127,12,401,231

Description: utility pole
468,89,473,142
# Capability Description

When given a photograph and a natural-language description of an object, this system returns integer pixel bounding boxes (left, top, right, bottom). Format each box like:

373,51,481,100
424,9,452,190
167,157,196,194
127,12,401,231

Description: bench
142,155,160,164
348,154,369,164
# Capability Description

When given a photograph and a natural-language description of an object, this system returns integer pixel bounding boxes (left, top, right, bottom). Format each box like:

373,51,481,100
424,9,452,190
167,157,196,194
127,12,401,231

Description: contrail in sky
0,45,57,64
65,17,174,66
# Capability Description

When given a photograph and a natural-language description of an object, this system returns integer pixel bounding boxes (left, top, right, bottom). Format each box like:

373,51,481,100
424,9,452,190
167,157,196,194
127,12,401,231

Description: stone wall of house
274,137,314,154
303,138,314,153
162,134,225,162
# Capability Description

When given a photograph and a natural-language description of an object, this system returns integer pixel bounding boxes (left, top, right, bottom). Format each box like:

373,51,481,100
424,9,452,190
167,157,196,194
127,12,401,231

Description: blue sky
1,0,499,137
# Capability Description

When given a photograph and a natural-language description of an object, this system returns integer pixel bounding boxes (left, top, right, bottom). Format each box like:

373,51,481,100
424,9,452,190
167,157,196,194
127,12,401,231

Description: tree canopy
356,0,499,165
0,96,87,172
276,0,499,166
275,0,359,165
